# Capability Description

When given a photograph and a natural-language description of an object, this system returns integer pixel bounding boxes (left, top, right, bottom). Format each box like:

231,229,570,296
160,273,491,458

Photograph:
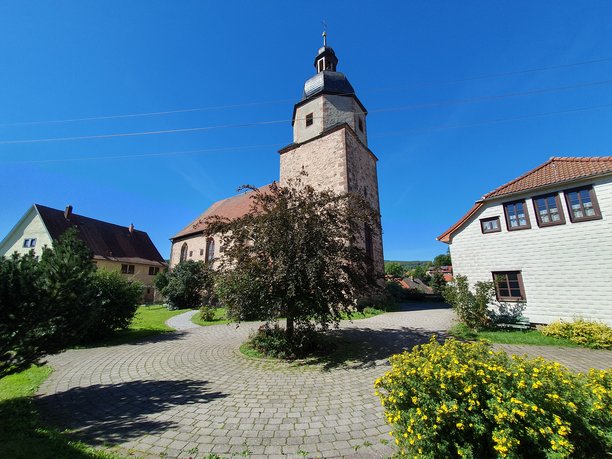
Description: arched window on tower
205,238,215,263
180,243,188,262
364,224,373,261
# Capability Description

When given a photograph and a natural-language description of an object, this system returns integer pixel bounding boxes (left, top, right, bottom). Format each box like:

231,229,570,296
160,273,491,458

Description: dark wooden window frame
480,216,501,234
305,113,314,127
492,271,526,302
148,266,160,276
532,192,566,227
121,264,135,275
503,199,531,231
563,185,602,223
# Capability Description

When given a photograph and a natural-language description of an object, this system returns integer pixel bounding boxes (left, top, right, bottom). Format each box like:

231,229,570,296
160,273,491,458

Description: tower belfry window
305,113,313,126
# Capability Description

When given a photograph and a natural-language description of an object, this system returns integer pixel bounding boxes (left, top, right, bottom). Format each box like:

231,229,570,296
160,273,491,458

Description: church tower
279,34,384,275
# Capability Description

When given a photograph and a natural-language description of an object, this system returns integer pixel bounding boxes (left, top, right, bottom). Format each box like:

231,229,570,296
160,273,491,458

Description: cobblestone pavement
166,310,200,331
36,304,611,459
492,344,612,373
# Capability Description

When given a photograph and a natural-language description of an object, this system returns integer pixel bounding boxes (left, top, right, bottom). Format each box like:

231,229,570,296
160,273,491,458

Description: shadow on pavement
310,326,448,371
37,379,226,446
395,301,452,312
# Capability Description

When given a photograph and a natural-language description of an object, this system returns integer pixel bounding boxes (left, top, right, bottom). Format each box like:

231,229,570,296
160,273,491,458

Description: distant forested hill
384,260,430,269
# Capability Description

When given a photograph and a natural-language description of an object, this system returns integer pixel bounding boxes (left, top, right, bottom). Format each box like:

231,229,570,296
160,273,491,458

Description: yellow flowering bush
542,318,612,349
375,337,611,458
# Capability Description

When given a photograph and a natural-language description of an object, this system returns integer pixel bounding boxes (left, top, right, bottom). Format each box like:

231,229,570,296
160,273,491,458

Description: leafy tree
84,270,143,340
0,229,98,377
37,228,99,351
410,264,431,283
384,262,405,278
207,179,382,343
433,251,452,267
160,260,216,309
0,252,49,376
430,271,447,295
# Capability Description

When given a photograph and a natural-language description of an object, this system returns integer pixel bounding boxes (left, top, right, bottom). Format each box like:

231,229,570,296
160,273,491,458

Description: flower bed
375,338,611,458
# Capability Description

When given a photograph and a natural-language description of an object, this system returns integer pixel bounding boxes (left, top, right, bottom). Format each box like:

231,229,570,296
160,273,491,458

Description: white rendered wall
0,207,53,258
449,176,612,325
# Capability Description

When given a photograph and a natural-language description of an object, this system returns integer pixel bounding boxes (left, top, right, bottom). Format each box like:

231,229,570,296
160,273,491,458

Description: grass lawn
449,323,577,347
0,366,120,458
85,304,191,347
191,307,231,326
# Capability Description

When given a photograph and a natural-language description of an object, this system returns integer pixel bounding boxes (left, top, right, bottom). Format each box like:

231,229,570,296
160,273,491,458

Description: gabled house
438,156,612,325
0,204,167,302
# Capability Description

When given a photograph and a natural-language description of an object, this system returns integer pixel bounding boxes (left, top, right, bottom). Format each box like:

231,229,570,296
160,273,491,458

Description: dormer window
305,113,313,127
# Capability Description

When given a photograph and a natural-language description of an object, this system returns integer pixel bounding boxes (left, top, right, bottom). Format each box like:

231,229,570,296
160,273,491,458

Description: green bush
542,319,612,349
247,323,325,359
160,260,216,310
84,270,142,340
199,305,216,322
443,275,494,330
385,262,406,278
375,337,611,458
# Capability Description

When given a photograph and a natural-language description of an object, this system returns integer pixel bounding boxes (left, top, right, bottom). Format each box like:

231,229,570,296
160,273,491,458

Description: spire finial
321,20,328,46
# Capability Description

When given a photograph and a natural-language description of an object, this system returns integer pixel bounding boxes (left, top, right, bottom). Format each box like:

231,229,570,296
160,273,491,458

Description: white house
438,156,612,325
0,204,167,302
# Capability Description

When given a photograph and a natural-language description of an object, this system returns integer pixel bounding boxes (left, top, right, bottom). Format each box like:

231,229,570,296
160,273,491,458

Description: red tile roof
172,185,272,240
438,156,612,243
35,204,166,265
484,156,612,199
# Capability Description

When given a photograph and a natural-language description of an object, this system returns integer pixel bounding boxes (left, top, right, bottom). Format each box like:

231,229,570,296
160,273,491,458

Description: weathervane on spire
322,20,328,46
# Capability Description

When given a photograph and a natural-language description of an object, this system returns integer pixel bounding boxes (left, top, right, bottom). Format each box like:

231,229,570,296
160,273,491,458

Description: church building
170,36,384,275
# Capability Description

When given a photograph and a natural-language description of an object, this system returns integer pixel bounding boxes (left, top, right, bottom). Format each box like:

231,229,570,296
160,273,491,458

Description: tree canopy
206,179,382,342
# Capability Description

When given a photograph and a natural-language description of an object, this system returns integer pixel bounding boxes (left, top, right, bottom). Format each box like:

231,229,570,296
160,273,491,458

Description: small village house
438,156,612,325
0,204,167,302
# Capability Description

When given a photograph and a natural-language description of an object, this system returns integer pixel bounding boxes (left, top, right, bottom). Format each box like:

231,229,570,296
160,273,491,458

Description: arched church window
180,243,188,262
205,238,215,263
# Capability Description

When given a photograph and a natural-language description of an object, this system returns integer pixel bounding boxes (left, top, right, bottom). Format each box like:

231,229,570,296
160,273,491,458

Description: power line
2,78,612,146
1,56,612,128
4,102,612,164
0,143,283,164
0,99,294,128
374,102,612,136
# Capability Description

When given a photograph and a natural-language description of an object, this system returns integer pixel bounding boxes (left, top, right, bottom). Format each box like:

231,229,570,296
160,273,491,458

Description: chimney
129,223,134,235
64,205,73,220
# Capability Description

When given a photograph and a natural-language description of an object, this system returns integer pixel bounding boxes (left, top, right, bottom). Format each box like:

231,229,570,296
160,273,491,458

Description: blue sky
2,1,612,261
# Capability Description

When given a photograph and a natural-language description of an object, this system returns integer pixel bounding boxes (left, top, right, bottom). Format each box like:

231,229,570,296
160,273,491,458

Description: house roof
438,156,612,243
35,204,166,265
171,185,272,240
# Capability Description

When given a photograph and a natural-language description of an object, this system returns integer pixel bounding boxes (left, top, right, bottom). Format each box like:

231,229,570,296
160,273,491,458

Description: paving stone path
36,304,611,459
166,310,200,330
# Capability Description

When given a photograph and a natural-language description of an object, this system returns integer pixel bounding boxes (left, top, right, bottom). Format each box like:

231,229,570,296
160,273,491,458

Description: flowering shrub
542,318,612,349
375,338,611,458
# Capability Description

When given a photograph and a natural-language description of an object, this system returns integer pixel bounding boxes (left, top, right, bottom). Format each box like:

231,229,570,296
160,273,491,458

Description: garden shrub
375,337,611,458
160,260,216,310
443,275,492,329
199,305,216,322
84,270,142,340
247,323,327,359
542,319,612,349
